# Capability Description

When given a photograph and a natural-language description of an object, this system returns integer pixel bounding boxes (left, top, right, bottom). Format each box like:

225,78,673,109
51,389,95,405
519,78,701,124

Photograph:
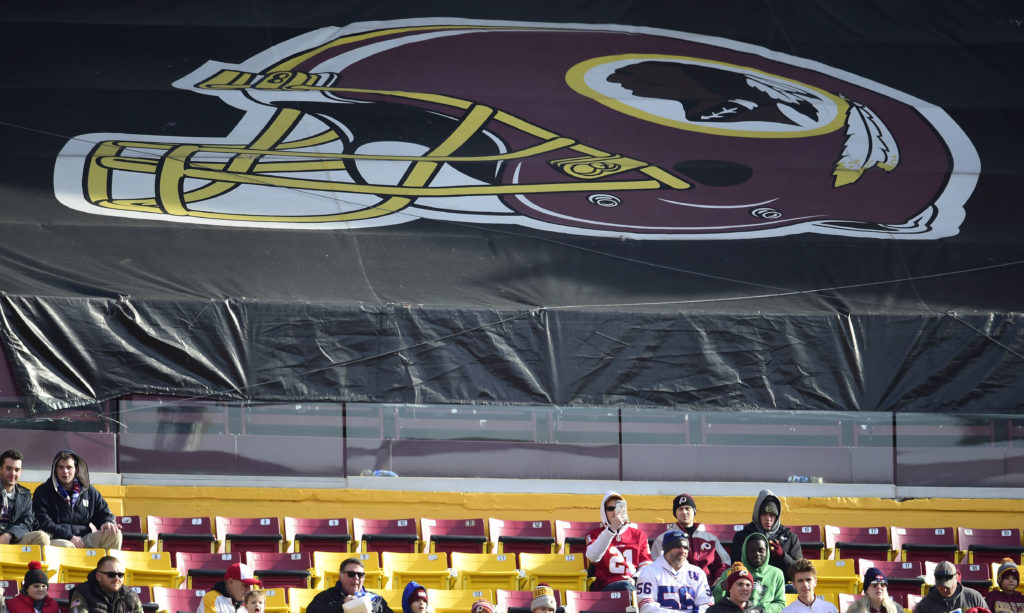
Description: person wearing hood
635,530,713,613
706,563,756,613
585,491,653,591
913,561,985,613
6,561,58,613
652,494,730,584
846,568,901,613
729,491,801,581
31,450,121,549
307,557,394,613
401,583,427,613
68,555,143,613
714,533,784,613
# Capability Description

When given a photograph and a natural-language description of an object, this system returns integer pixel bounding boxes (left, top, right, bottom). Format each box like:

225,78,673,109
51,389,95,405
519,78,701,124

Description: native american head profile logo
53,20,977,239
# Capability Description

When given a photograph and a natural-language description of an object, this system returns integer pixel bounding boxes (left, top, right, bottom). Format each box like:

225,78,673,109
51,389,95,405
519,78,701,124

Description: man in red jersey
585,491,653,591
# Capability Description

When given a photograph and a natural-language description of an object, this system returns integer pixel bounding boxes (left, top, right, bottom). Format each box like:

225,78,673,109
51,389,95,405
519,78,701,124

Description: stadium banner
0,1,1021,412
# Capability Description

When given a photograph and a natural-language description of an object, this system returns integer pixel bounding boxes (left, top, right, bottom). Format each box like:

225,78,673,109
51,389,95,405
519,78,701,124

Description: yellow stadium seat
450,552,519,592
812,559,860,595
111,549,181,588
288,588,320,613
0,544,47,581
382,552,451,590
262,587,289,613
45,546,107,584
314,551,383,590
786,594,799,605
372,590,405,609
427,589,494,613
517,553,587,592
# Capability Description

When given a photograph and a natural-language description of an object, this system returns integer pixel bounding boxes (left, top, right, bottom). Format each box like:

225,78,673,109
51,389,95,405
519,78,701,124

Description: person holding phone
585,491,653,591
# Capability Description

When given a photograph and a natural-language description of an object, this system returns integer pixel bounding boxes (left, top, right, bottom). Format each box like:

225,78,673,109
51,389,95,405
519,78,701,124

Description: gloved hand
769,539,784,560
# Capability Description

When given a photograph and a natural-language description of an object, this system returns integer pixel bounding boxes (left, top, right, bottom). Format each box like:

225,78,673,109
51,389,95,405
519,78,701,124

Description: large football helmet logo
53,20,977,239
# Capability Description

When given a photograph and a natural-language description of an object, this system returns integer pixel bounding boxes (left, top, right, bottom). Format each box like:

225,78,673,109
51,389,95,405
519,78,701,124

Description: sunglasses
345,571,367,579
100,571,126,579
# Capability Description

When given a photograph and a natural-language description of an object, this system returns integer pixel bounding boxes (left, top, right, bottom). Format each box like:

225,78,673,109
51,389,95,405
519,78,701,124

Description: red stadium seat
153,587,207,613
824,526,891,562
284,517,351,554
634,522,673,549
555,520,602,554
565,590,632,613
957,527,1024,567
126,585,160,613
176,552,242,591
702,523,746,552
890,527,957,563
856,559,924,604
791,525,825,559
837,593,858,613
488,519,556,560
0,580,19,598
148,516,217,560
117,515,148,551
246,551,314,590
216,516,284,557
47,582,77,613
353,518,419,554
497,590,563,613
421,518,488,560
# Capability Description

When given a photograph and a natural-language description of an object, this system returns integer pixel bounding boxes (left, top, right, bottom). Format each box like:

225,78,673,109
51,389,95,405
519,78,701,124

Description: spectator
986,559,1024,613
715,533,785,613
199,563,262,613
586,491,653,591
781,559,837,613
0,450,49,547
471,599,495,613
243,590,265,613
652,494,730,584
635,530,713,613
914,561,986,613
401,583,427,613
307,557,394,613
69,555,143,613
730,491,802,581
6,561,58,613
847,568,900,613
706,563,756,613
32,450,121,549
532,585,558,613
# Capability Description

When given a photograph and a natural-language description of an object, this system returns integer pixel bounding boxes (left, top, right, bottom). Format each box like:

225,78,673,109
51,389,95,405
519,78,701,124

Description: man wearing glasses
586,491,652,591
68,555,143,613
307,558,394,613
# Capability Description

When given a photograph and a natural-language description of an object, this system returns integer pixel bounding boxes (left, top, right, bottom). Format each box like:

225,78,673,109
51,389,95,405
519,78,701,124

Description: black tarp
1,1,1022,412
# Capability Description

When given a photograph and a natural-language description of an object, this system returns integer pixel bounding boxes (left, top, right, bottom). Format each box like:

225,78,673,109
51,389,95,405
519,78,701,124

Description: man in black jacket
69,555,143,613
307,557,394,613
32,449,122,549
729,490,802,582
0,449,50,546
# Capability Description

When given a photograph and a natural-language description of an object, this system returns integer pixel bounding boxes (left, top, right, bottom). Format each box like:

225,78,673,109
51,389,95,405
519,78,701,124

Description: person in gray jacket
912,561,986,613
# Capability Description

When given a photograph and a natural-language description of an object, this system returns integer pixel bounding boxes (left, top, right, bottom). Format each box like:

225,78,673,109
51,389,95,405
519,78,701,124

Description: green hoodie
713,532,786,613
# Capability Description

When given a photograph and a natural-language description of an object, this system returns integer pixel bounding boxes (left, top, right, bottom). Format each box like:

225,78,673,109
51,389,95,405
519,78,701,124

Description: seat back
262,587,289,613
0,579,18,598
45,546,107,583
381,552,451,590
216,516,283,557
353,518,419,555
0,544,46,579
554,521,602,555
518,552,587,592
890,527,957,563
957,527,1024,566
837,593,858,613
314,551,383,590
284,517,351,554
153,587,207,613
701,523,746,552
148,516,216,560
565,589,632,613
287,588,320,613
428,589,494,613
175,552,242,591
246,551,314,590
812,559,859,594
111,549,180,588
48,582,79,613
488,519,556,560
117,516,148,551
824,526,891,562
421,518,488,560
791,525,825,559
450,552,519,591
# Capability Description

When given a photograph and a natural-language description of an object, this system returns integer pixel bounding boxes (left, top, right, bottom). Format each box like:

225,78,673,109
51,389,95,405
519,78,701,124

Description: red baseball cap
225,563,262,586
